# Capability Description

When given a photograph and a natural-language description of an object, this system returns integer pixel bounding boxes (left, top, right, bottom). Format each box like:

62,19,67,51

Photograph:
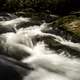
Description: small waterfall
0,16,31,33
16,22,80,53
1,16,80,80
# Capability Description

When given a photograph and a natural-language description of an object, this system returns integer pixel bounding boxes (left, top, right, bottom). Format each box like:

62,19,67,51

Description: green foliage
0,0,79,15
0,0,72,14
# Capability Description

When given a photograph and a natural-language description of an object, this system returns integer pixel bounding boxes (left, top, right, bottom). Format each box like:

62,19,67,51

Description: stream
0,13,80,80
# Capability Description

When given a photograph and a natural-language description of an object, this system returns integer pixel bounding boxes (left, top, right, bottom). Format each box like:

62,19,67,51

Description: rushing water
1,14,80,80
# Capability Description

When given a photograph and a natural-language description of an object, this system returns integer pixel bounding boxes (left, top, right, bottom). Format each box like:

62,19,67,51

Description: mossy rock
64,20,80,36
51,15,80,37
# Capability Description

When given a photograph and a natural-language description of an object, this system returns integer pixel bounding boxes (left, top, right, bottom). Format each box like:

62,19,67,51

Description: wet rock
65,20,80,36
0,55,33,80
0,12,17,21
49,15,80,42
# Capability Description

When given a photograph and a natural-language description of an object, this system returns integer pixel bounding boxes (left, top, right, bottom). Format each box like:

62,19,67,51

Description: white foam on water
1,18,80,80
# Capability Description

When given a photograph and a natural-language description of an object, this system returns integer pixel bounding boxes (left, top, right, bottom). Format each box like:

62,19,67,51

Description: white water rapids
1,16,80,80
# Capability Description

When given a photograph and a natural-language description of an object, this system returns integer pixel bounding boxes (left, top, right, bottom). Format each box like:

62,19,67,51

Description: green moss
50,15,80,37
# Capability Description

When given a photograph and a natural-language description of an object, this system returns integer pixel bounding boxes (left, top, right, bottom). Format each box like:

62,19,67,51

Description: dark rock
0,55,33,80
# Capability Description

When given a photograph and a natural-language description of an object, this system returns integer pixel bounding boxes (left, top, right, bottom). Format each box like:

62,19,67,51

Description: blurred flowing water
1,13,80,80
